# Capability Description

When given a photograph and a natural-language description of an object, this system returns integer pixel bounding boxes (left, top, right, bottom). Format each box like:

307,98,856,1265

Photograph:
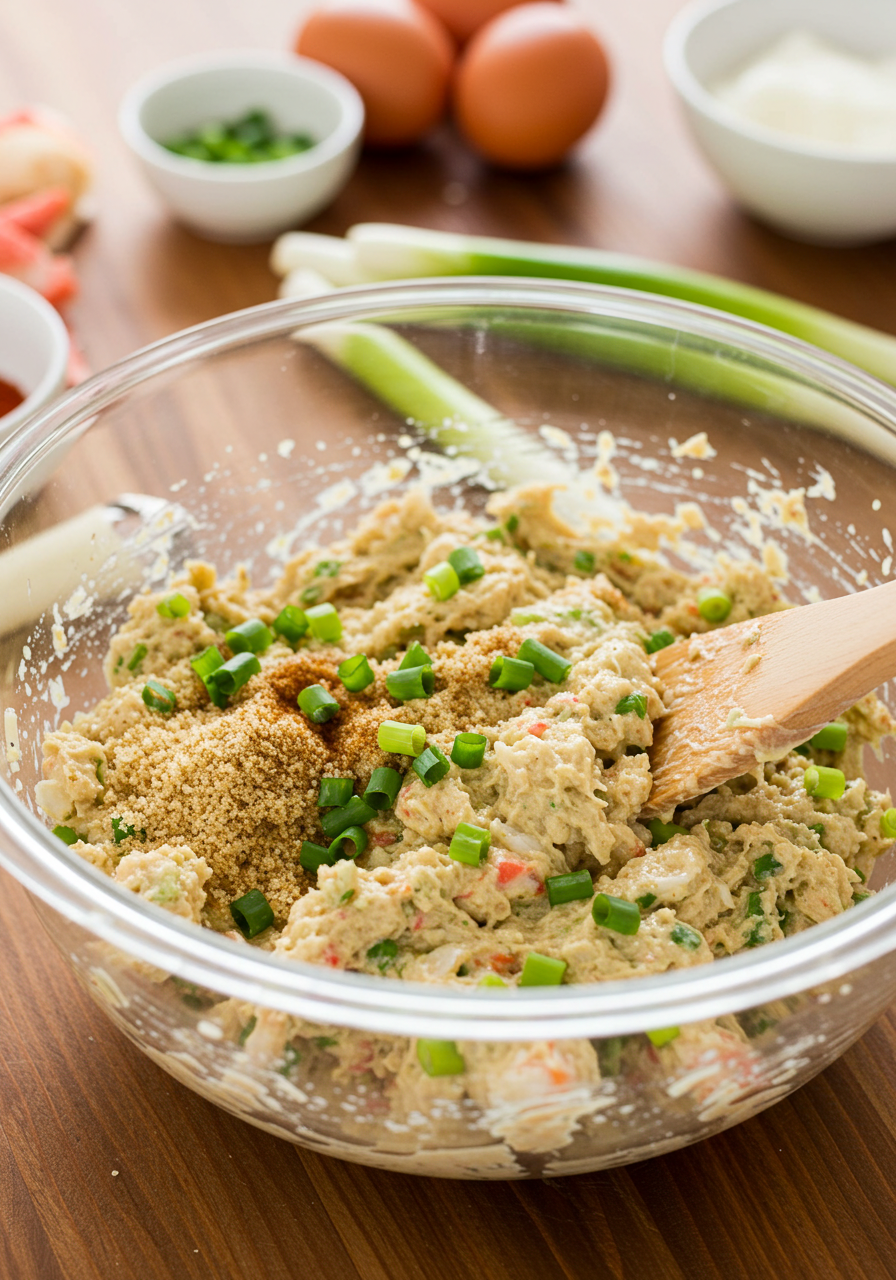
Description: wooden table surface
3,1,896,1277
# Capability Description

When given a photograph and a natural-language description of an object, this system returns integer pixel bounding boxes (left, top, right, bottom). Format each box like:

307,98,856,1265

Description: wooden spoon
644,579,896,817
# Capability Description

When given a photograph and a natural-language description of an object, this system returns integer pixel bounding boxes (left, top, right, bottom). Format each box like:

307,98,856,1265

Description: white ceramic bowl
119,51,365,243
0,275,69,438
665,0,896,245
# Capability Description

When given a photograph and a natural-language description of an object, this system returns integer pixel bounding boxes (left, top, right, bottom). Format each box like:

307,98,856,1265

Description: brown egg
452,2,610,169
416,0,557,45
296,0,455,146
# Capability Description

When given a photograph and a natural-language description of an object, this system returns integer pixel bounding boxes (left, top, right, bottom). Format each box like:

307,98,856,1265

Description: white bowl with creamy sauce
665,0,896,244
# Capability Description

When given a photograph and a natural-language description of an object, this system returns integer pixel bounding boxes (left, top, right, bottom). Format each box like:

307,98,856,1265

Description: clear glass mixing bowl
1,279,895,1179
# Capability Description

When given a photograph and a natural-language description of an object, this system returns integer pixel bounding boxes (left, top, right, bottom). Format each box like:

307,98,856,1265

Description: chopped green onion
804,765,846,800
644,628,675,654
636,892,657,909
546,869,593,907
378,720,426,756
417,1039,465,1076
483,526,505,541
190,645,228,707
273,605,309,645
696,587,732,623
809,721,848,752
320,796,376,841
855,867,867,883
505,514,519,534
746,891,764,917
852,891,872,904
127,643,148,672
448,547,485,584
489,654,534,692
646,1027,680,1048
448,822,491,866
305,602,341,642
881,807,896,839
670,922,703,950
592,893,641,935
142,679,177,714
53,824,80,845
301,585,322,606
517,638,572,682
793,744,811,757
423,560,460,601
753,852,783,880
238,1016,257,1046
808,823,825,844
315,559,341,577
111,817,141,845
511,609,546,625
318,777,353,808
299,841,335,873
364,766,403,810
451,732,487,768
297,684,339,723
337,653,375,692
328,826,368,860
210,652,261,698
478,974,507,988
648,819,688,845
367,939,398,970
230,888,274,938
615,692,647,718
156,592,190,619
225,618,272,655
399,641,433,669
386,665,434,700
574,550,595,573
519,951,567,986
412,744,451,787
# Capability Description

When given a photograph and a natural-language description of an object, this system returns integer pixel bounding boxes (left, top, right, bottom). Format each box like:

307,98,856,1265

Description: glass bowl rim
1,275,895,1042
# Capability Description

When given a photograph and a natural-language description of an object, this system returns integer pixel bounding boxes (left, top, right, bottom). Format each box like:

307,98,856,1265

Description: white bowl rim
0,275,69,437
118,48,365,182
665,0,896,165
2,276,896,1041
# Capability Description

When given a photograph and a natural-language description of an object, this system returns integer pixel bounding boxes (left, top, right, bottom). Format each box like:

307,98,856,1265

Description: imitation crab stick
0,220,78,306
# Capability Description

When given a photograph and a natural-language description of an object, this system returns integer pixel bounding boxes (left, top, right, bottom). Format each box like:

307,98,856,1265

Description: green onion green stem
378,720,426,756
804,765,846,800
546,869,593,907
297,684,340,723
230,888,274,938
142,679,177,714
412,743,451,788
592,893,640,935
424,561,460,601
517,638,572,683
451,732,487,768
226,618,272,655
489,654,533,692
328,826,368,860
386,665,434,701
318,777,354,808
363,766,403,809
337,653,375,692
519,952,567,986
320,796,377,840
448,822,490,866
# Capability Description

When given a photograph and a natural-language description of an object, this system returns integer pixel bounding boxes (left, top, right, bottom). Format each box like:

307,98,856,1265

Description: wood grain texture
2,0,896,1276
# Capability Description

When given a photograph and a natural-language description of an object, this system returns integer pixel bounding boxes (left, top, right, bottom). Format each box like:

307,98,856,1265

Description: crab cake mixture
37,484,896,1153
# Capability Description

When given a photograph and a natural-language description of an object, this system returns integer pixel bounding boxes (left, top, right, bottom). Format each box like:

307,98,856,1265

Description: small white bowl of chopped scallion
119,51,365,242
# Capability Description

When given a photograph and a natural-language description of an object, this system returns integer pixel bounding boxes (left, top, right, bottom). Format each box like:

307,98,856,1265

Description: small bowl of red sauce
0,275,69,438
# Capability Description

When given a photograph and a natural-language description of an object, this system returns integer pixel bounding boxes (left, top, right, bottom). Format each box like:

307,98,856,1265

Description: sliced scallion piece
328,826,368,860
809,721,848,752
636,892,657,909
615,692,647,718
417,1039,465,1076
478,974,507,988
697,587,732,623
646,1027,680,1048
519,952,567,986
299,840,335,873
546,869,593,907
305,602,341,642
53,824,80,845
142,679,177,714
191,645,227,707
592,893,640,935
209,652,261,698
424,560,460,601
273,605,309,645
746,891,764,917
156,592,190,619
753,852,783,880
230,888,274,938
225,618,272,655
670,922,703,950
367,939,398,970
489,654,533,692
644,628,675,654
448,822,490,866
804,765,846,800
337,653,374,692
378,720,426,756
386,665,434,700
648,819,688,845
574,550,595,574
448,547,485,584
127,643,148,672
412,743,450,788
318,777,353,808
451,732,487,768
320,796,376,841
363,766,402,810
517,638,572,683
881,807,896,840
399,641,432,670
297,683,339,723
